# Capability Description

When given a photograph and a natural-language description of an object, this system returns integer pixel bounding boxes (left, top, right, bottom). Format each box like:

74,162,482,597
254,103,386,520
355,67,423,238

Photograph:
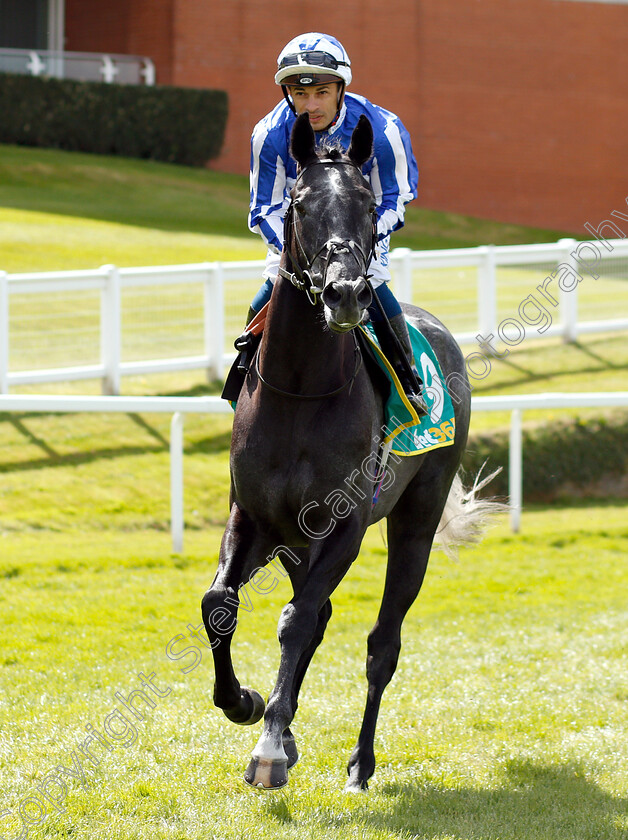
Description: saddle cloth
358,319,456,457
226,310,457,458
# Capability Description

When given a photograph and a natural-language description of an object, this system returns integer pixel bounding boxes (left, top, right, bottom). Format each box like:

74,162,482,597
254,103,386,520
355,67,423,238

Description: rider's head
275,33,352,130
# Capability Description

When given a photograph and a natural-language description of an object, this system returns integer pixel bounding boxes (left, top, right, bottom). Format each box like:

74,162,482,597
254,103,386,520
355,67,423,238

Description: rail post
509,408,523,532
170,412,184,553
0,272,8,394
477,245,498,352
390,248,413,303
558,238,579,344
100,264,121,395
204,262,224,382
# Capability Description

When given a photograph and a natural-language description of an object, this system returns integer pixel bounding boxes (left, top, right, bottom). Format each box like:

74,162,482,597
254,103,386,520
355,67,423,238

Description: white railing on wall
0,48,155,85
0,392,626,552
1,238,627,395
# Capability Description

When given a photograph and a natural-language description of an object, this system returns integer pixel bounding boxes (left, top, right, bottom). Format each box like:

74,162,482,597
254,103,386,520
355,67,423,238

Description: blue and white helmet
275,33,352,88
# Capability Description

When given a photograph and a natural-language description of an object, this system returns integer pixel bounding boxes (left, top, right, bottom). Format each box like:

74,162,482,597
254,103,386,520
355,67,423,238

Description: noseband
278,159,378,305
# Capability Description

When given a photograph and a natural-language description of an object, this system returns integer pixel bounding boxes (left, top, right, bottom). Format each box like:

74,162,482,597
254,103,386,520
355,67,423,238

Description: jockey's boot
234,306,260,374
384,314,429,417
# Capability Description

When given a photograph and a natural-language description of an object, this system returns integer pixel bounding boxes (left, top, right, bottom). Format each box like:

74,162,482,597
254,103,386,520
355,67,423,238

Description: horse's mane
316,143,345,161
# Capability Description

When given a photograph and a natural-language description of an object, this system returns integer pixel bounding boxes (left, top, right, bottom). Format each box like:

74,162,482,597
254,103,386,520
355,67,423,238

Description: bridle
278,158,378,306
255,156,376,400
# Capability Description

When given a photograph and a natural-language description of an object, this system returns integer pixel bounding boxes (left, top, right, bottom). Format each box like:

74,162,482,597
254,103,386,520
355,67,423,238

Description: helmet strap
335,82,346,121
282,85,297,116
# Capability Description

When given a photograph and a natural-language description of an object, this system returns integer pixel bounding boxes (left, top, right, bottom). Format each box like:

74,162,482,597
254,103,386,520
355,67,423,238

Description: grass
0,506,627,839
0,206,266,272
0,143,576,274
1,143,627,837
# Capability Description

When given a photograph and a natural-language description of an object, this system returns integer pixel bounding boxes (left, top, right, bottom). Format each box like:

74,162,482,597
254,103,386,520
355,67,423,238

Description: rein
254,333,362,400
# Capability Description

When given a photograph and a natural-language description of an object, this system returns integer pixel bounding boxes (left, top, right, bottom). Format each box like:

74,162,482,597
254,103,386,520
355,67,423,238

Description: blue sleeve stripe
249,120,288,250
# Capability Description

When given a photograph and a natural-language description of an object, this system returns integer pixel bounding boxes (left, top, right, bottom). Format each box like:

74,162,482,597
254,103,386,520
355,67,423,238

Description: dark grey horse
202,113,497,791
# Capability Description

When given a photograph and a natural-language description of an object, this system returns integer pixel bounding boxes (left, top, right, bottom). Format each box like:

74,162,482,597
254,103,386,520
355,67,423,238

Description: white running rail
0,48,156,85
1,392,626,550
2,238,627,395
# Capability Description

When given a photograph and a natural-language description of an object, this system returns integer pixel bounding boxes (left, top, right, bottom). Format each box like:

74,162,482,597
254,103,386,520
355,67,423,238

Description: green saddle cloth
359,319,456,457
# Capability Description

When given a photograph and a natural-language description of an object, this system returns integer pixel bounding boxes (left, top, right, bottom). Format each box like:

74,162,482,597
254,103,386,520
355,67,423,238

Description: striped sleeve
248,119,289,253
369,111,418,241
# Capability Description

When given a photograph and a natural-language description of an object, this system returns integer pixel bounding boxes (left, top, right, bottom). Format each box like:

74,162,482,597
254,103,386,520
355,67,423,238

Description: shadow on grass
0,380,233,473
0,399,232,473
0,432,233,473
331,761,627,840
470,335,628,395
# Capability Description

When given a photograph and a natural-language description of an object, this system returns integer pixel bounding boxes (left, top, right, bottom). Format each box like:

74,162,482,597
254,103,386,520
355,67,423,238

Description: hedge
0,73,228,166
463,412,628,501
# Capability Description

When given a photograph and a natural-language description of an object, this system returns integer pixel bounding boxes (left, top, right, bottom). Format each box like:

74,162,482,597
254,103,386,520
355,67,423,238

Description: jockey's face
287,82,342,131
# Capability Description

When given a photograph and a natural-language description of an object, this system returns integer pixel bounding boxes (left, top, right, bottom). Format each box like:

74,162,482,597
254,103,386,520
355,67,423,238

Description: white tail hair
434,464,508,560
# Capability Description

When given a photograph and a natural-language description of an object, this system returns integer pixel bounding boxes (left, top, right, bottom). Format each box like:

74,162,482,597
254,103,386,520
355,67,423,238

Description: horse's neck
259,275,350,391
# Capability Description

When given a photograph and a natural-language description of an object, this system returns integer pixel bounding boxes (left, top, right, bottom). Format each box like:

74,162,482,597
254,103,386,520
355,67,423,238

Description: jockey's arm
248,124,289,254
369,118,418,241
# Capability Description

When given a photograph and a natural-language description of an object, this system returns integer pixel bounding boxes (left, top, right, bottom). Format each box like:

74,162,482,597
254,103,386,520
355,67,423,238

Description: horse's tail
434,464,508,560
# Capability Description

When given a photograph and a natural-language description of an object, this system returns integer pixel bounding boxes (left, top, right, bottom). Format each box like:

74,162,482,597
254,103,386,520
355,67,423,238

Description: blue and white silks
248,93,419,287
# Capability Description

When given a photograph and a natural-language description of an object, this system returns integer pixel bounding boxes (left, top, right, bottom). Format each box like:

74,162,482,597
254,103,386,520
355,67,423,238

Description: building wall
415,0,628,233
63,0,628,234
64,0,175,84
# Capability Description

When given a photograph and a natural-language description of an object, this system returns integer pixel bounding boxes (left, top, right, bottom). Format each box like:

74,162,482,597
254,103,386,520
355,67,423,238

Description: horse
201,112,498,792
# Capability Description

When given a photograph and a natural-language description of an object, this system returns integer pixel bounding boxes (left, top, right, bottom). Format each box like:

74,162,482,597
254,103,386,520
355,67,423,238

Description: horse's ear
290,113,317,168
347,115,373,167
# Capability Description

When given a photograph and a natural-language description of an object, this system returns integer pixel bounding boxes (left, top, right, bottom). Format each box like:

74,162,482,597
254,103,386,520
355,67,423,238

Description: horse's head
286,113,376,333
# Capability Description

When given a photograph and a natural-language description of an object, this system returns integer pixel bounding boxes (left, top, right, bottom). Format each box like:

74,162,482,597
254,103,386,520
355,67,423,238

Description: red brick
64,0,628,233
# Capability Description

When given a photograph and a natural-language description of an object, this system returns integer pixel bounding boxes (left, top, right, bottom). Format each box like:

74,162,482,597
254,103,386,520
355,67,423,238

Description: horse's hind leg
201,504,274,725
346,468,457,792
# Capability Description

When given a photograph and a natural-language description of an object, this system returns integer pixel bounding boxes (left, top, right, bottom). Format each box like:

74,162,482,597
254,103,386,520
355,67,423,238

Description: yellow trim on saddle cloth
358,321,457,457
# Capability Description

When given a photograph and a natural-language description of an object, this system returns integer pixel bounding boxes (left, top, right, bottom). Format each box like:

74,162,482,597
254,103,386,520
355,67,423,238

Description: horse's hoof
345,777,369,793
283,731,299,769
345,766,369,793
223,687,265,725
244,756,288,790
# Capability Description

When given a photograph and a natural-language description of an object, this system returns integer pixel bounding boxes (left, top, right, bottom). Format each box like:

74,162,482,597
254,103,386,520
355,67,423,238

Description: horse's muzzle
322,277,372,331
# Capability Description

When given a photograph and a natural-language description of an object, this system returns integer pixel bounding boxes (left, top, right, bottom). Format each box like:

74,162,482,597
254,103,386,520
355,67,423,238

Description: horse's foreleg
281,598,333,770
292,598,333,714
346,473,455,792
243,597,321,788
201,504,273,725
245,528,363,789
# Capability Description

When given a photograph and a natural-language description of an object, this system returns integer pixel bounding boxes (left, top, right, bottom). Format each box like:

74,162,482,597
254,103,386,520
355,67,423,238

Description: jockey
241,32,426,414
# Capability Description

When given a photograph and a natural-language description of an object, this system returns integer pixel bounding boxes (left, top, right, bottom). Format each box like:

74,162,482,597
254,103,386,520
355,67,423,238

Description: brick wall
415,0,628,232
63,0,628,233
64,0,175,84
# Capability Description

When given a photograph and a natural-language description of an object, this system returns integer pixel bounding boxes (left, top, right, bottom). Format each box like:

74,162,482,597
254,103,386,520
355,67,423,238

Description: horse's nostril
356,278,372,309
322,283,343,310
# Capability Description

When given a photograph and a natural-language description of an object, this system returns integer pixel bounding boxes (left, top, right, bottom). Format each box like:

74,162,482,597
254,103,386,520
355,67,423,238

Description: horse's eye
294,200,306,216
368,203,376,215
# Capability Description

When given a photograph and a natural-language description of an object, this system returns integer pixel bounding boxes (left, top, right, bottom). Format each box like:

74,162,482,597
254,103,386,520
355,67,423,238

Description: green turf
0,143,575,275
1,143,627,838
0,206,266,273
0,506,626,839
